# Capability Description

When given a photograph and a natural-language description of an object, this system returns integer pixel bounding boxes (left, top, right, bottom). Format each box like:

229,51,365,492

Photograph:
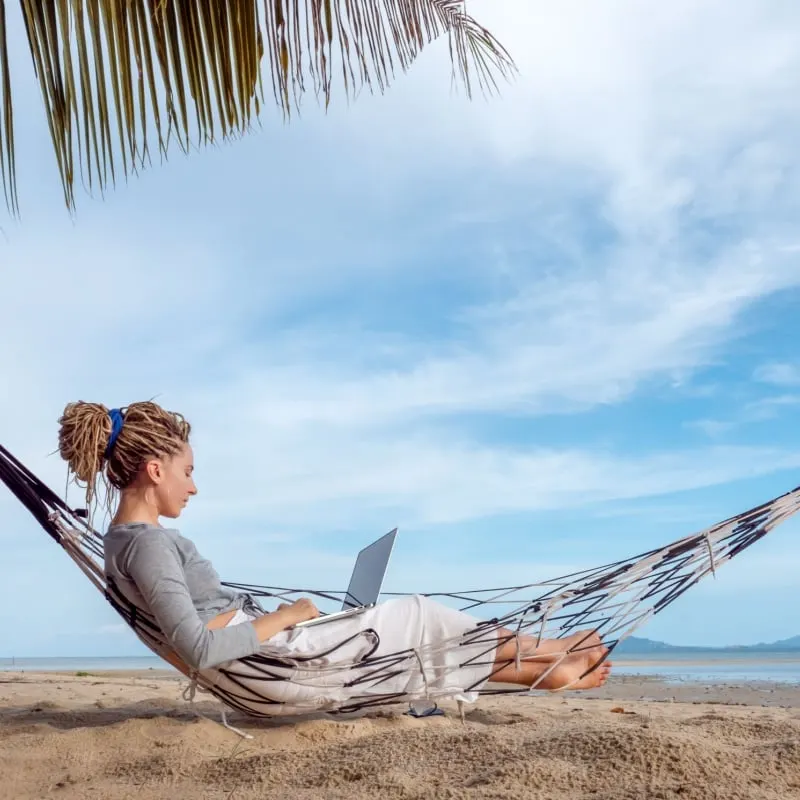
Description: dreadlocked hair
57,400,191,516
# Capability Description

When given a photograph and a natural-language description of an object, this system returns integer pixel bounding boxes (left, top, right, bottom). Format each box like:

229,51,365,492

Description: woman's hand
284,597,320,626
251,597,321,643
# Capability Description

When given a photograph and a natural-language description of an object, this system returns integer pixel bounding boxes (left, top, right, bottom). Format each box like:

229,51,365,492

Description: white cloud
176,241,800,436
184,408,800,527
684,419,736,438
335,1,800,237
684,392,800,438
3,216,798,534
754,363,800,386
744,393,800,419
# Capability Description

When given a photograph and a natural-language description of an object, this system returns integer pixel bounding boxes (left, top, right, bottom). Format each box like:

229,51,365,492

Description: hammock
3,441,800,722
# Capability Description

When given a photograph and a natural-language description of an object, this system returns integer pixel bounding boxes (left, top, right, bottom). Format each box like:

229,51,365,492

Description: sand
2,670,800,800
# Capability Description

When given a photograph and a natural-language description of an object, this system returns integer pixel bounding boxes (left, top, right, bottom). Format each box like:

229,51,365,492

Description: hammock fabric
2,441,799,720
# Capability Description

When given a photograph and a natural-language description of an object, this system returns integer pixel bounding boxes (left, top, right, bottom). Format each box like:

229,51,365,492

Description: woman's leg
488,627,612,690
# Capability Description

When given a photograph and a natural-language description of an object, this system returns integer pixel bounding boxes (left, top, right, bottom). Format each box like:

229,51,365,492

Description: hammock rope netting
3,441,799,721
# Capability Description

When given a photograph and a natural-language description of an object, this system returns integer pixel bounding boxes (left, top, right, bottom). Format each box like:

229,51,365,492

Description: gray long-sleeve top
104,522,262,670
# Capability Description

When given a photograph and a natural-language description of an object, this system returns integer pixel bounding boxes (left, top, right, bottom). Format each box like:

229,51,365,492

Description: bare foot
534,647,612,691
523,629,603,659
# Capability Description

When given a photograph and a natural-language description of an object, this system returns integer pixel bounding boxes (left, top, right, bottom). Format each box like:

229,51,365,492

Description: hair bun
57,401,112,485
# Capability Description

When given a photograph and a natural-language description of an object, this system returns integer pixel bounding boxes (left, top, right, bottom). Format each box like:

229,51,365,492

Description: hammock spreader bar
2,441,799,718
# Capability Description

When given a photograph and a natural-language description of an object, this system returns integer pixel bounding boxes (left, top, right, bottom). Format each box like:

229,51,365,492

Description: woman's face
150,443,198,519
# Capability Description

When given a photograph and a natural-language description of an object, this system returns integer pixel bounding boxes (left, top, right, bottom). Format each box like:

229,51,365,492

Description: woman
58,400,611,714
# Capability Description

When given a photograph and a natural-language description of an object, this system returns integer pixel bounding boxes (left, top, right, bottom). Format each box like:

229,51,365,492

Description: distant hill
615,635,800,654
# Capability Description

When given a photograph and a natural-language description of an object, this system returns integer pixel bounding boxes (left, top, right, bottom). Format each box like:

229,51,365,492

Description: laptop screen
341,529,397,610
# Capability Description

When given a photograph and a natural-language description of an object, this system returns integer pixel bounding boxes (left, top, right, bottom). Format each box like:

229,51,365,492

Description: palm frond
0,0,515,215
0,0,18,215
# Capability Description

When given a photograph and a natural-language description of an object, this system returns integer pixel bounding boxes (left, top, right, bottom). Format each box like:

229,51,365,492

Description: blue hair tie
105,408,124,459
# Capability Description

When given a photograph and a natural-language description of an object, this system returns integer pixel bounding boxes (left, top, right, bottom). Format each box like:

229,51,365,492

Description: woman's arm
208,599,320,640
124,531,265,670
250,598,320,641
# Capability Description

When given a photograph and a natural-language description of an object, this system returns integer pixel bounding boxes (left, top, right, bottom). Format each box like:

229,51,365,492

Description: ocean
615,651,800,684
2,651,799,684
0,656,171,673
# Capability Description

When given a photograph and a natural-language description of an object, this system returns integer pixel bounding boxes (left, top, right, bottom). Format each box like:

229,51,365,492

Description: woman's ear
144,458,163,484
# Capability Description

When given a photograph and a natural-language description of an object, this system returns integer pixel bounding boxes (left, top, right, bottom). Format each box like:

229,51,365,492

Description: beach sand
1,670,799,799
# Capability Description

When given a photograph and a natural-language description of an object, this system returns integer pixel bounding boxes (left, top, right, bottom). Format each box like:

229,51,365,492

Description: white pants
208,595,499,716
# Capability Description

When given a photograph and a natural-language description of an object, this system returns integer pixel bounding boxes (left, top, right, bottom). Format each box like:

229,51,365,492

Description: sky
1,0,800,658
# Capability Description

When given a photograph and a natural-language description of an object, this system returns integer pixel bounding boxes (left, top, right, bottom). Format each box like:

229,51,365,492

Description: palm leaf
0,0,18,215
0,0,515,215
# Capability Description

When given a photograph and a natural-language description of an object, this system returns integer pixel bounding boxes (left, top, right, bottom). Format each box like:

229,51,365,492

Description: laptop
293,528,398,628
